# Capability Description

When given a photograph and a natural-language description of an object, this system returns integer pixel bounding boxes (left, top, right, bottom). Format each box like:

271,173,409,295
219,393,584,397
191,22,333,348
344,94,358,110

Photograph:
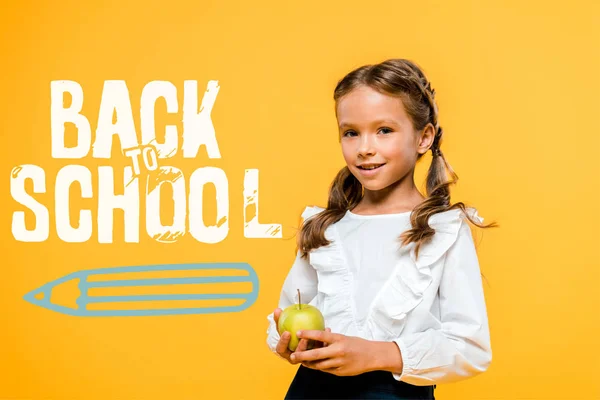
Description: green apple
277,289,325,352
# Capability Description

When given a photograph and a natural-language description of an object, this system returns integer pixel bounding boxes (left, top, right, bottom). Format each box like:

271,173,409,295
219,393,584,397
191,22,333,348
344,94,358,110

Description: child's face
336,85,431,192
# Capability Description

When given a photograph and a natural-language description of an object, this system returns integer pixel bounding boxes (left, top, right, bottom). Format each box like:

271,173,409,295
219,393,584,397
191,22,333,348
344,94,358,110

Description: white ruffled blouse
266,206,492,386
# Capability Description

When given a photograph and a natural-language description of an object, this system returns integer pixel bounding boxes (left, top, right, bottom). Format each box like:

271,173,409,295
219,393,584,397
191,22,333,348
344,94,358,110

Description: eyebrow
338,119,399,129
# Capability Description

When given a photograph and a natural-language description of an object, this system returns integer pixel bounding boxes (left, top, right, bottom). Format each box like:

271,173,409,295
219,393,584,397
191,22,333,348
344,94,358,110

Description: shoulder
410,207,483,268
428,206,483,227
301,205,326,220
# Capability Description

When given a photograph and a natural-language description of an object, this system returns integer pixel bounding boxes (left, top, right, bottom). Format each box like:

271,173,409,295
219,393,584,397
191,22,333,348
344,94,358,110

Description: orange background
1,1,599,399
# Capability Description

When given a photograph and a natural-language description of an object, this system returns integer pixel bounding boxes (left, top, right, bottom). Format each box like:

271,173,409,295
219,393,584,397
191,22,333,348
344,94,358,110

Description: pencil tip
23,287,45,305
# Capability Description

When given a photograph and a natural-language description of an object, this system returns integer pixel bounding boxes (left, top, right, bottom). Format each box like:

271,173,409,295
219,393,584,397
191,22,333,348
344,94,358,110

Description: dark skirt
284,365,435,400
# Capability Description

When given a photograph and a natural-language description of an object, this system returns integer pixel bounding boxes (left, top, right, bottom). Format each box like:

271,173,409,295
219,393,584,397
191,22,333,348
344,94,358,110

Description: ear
417,123,436,155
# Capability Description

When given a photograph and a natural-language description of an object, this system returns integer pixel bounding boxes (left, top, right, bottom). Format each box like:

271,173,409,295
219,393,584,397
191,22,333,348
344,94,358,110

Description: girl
266,59,497,400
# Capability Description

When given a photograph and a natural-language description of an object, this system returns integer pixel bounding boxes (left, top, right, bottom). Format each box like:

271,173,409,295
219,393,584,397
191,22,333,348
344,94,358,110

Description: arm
266,249,319,355
387,221,492,385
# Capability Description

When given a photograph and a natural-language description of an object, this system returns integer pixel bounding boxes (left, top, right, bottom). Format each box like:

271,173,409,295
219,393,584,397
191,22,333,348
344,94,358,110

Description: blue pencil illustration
23,263,259,317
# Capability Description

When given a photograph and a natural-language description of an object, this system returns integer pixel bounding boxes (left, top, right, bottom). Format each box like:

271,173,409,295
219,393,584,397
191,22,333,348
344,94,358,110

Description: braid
414,74,443,157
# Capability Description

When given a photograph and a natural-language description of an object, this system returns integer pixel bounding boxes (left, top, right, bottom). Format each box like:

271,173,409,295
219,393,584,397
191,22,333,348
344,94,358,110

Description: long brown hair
297,58,498,260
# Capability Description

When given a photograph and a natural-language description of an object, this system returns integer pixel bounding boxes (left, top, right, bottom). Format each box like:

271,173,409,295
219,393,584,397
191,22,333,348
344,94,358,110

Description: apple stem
297,289,301,309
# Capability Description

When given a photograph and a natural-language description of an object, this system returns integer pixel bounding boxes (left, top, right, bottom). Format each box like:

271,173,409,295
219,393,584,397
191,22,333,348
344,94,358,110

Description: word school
10,80,282,244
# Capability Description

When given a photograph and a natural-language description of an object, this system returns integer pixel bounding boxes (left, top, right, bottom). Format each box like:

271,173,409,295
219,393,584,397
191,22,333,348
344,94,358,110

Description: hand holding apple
277,289,326,352
274,310,330,364
274,309,311,364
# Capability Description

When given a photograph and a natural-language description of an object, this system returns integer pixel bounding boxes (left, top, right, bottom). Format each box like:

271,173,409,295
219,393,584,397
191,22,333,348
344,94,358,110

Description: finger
274,308,282,324
276,331,292,359
297,329,338,344
322,367,342,376
295,338,309,353
322,328,332,347
303,358,340,371
301,361,317,369
290,346,331,363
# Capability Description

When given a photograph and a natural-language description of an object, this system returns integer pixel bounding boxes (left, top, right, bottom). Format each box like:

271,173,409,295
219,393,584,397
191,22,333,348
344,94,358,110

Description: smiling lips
357,163,385,170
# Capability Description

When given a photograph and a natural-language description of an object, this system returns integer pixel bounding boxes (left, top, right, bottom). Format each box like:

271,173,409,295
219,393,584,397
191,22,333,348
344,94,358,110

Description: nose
357,134,376,157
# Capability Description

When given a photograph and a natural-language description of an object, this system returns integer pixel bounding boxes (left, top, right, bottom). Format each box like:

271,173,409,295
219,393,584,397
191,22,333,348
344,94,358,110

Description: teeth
360,164,382,170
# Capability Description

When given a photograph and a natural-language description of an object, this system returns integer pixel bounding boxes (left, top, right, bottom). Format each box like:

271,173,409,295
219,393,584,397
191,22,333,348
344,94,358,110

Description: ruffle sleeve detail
366,207,483,340
301,205,325,221
307,211,356,336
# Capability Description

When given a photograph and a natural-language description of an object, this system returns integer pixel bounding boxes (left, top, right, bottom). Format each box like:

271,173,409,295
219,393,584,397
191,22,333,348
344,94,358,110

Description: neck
358,176,425,213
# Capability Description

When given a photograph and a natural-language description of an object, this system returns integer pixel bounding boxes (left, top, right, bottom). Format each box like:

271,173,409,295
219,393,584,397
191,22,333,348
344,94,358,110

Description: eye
342,127,392,137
